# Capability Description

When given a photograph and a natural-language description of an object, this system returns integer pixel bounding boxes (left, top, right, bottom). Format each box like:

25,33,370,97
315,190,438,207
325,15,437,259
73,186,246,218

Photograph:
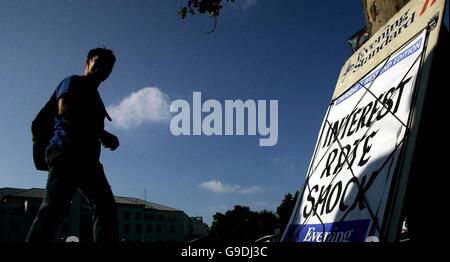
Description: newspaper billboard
283,0,446,242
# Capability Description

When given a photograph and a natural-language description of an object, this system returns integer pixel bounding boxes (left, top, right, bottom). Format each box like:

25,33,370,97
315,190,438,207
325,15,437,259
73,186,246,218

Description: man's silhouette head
84,47,116,83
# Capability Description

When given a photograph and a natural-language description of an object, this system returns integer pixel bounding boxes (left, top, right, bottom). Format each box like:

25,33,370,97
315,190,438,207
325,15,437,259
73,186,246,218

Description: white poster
284,30,426,242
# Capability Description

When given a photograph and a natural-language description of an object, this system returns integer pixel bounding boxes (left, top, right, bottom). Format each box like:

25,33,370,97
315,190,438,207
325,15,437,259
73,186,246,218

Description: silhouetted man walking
27,48,119,242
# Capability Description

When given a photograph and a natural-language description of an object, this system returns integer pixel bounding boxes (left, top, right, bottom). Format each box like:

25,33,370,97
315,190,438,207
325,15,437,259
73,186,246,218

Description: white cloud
200,180,262,195
200,180,234,193
239,186,263,195
107,87,171,130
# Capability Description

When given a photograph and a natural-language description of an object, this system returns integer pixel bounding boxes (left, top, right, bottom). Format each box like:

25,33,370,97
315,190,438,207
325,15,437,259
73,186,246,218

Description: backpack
31,92,57,171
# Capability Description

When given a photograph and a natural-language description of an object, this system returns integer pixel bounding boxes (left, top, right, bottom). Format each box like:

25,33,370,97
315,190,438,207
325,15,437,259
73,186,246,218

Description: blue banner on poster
284,219,371,242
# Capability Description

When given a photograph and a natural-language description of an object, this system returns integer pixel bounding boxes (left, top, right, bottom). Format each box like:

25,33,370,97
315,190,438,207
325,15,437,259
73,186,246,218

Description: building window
136,224,142,234
158,215,164,220
123,211,129,220
170,225,175,234
147,225,152,233
144,214,155,220
156,225,162,234
124,224,129,233
136,211,142,220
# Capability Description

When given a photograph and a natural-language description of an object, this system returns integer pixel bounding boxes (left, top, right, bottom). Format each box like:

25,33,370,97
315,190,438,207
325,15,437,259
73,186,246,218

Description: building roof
0,188,45,199
114,196,181,212
0,187,181,212
0,187,28,200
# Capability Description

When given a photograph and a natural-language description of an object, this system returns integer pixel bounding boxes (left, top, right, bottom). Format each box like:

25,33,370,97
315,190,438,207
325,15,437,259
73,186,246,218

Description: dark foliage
205,193,297,241
178,0,235,19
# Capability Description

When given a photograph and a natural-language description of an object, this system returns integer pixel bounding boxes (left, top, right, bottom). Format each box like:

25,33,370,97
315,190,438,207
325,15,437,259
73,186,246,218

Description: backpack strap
96,91,112,122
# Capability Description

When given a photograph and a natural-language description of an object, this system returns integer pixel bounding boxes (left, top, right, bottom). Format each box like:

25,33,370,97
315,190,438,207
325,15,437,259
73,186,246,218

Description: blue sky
0,0,448,226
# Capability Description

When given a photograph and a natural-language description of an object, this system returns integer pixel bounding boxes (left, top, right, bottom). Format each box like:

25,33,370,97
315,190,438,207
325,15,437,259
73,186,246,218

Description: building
0,187,209,242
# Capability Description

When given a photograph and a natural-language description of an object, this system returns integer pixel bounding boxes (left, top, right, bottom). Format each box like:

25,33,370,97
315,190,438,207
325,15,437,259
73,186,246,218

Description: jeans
26,143,118,242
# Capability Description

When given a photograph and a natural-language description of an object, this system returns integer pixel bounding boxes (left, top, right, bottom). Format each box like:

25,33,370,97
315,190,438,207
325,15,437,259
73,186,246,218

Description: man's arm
59,97,119,151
